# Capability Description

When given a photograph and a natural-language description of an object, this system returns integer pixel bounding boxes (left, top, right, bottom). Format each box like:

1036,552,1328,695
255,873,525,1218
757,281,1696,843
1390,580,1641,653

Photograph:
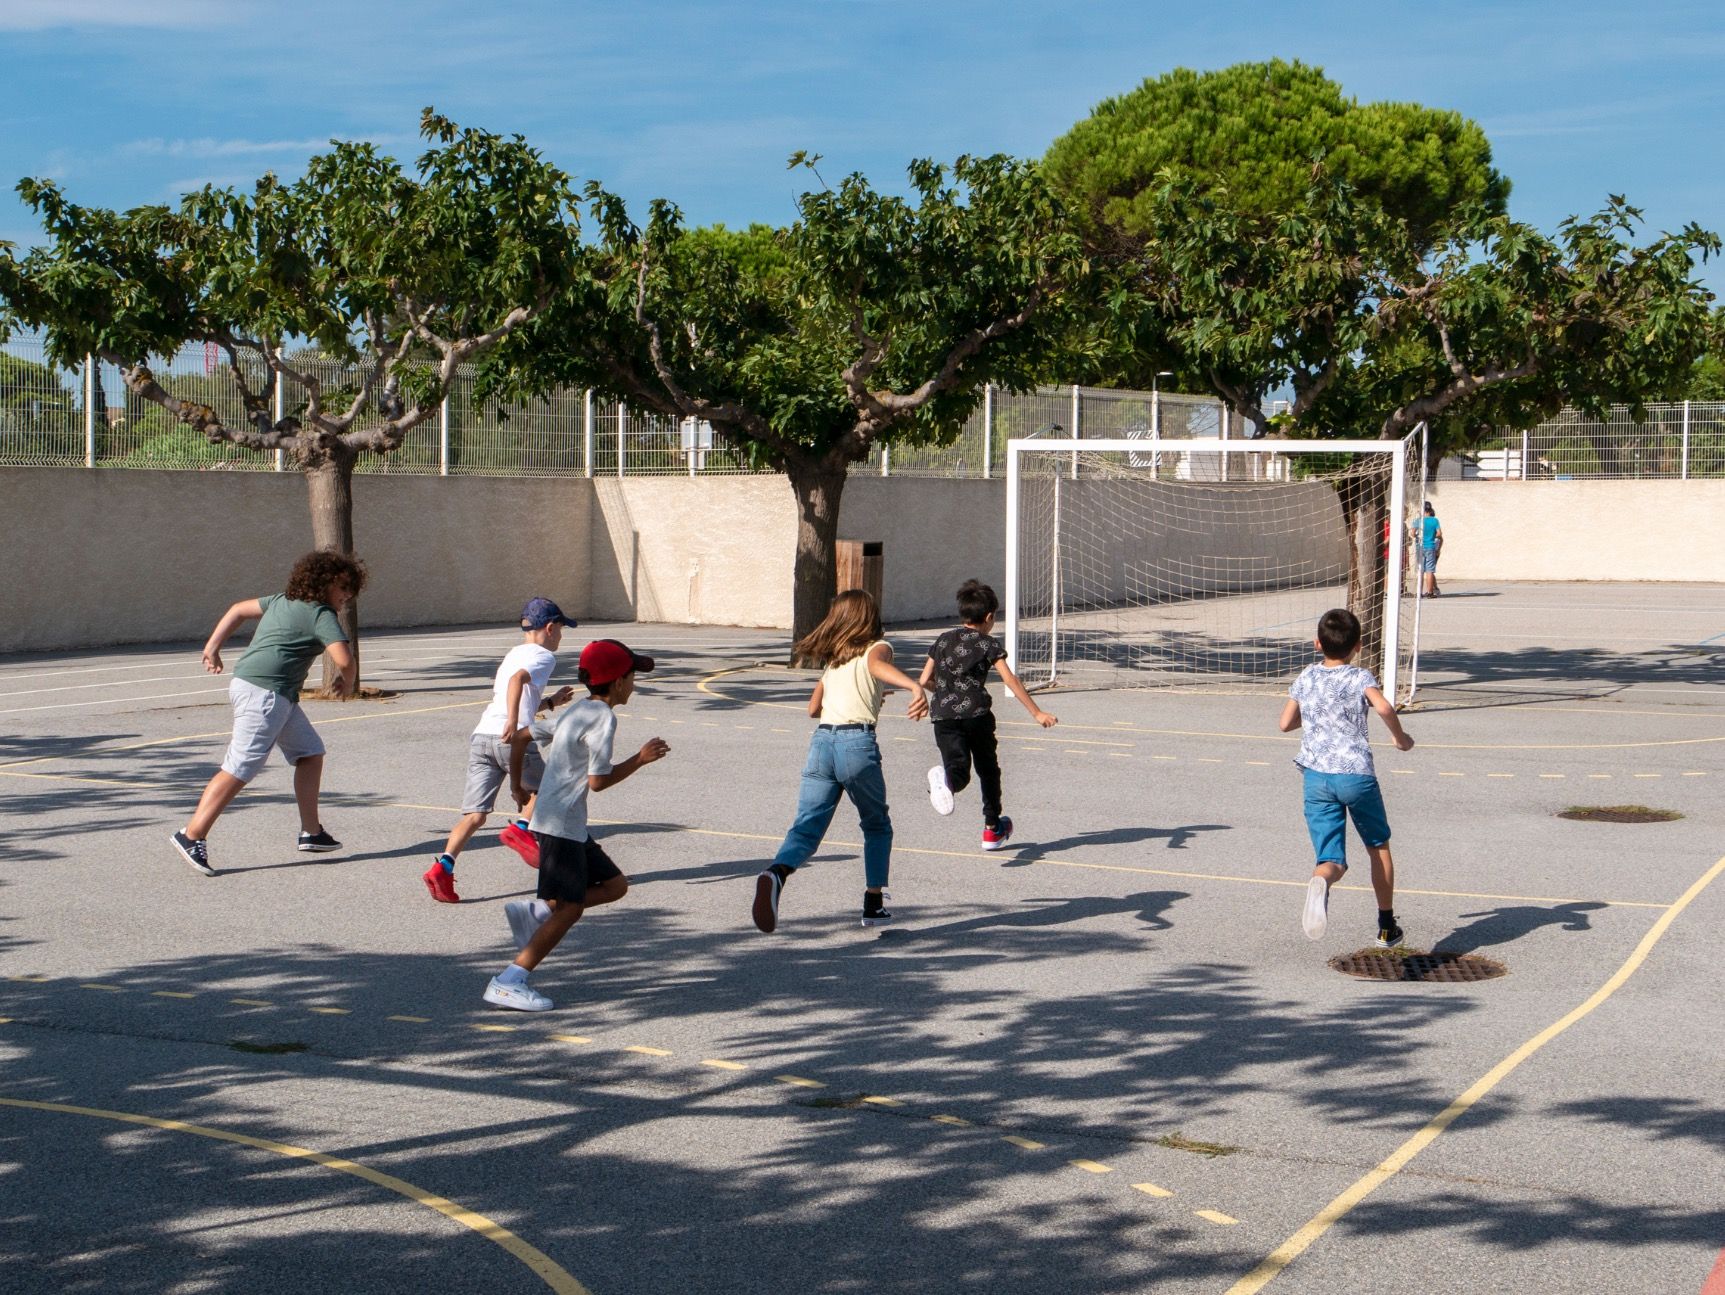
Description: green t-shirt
233,595,347,702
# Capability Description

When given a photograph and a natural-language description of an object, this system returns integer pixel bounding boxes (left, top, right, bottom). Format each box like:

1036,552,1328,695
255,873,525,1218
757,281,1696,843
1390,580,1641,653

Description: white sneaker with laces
927,765,955,816
504,900,547,951
1302,876,1329,941
483,976,553,1011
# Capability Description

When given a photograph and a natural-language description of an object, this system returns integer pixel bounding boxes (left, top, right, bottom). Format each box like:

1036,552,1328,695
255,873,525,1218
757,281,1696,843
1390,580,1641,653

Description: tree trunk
304,450,362,694
786,457,848,662
1336,467,1389,668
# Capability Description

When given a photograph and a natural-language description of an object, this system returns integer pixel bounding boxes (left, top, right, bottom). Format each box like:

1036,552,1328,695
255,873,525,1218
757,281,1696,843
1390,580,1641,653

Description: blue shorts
1419,547,1439,573
1300,769,1391,868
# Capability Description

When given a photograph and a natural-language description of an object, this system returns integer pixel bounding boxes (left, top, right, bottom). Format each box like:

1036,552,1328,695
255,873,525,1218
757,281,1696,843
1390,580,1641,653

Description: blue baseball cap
521,597,575,630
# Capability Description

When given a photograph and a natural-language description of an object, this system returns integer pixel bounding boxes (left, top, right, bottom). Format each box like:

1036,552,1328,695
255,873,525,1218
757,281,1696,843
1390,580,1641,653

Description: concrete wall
0,468,588,652
840,476,1008,621
1426,479,1725,582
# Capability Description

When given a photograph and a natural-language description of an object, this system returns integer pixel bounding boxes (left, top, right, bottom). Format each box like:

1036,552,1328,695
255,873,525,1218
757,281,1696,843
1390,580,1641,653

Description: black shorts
535,832,623,904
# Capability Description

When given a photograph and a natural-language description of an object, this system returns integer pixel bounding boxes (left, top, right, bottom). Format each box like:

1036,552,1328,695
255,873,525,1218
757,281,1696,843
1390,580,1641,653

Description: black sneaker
753,865,790,933
297,828,341,853
861,890,893,928
1375,921,1406,949
171,831,215,876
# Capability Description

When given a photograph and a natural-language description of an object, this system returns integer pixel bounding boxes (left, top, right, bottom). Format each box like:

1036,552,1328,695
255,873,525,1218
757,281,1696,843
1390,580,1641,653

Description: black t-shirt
927,626,1007,721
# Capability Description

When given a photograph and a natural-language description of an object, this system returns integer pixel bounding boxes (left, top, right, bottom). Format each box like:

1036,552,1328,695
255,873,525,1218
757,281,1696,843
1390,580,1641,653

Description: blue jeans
1301,769,1392,869
774,725,893,889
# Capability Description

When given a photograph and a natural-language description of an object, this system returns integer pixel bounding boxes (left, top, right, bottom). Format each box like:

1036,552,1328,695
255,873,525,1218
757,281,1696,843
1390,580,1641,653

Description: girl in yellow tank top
752,590,928,933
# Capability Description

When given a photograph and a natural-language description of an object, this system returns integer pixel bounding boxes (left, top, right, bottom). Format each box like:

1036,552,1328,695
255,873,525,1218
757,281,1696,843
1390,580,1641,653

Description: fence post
982,383,993,480
1682,400,1691,480
273,367,285,471
1520,427,1529,481
83,355,95,467
881,443,890,477
1070,383,1080,479
438,396,450,476
688,418,697,477
617,400,626,478
583,389,594,478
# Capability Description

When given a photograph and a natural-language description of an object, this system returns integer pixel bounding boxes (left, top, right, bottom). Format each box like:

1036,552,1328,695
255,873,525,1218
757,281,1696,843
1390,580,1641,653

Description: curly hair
285,550,368,605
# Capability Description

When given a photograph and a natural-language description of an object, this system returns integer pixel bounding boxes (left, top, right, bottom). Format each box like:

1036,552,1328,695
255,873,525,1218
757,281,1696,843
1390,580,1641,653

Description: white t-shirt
528,698,617,841
473,643,558,738
1289,663,1379,776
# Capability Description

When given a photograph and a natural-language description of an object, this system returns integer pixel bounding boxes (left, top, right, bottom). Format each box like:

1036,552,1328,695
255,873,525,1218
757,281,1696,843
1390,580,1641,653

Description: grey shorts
221,676,324,781
461,733,546,815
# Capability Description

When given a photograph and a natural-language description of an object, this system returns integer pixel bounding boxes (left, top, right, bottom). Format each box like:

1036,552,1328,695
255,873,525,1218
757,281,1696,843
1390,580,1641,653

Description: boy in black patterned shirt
919,580,1057,850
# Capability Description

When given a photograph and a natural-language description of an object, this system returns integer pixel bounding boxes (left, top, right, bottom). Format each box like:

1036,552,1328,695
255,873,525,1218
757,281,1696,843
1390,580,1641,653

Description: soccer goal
1004,432,1425,702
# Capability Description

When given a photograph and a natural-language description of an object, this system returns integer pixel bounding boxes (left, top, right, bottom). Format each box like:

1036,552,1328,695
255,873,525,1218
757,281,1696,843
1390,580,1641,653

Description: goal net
1005,433,1425,701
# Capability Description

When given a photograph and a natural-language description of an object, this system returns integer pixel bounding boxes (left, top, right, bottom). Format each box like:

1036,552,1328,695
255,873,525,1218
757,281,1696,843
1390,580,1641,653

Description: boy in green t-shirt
170,551,368,876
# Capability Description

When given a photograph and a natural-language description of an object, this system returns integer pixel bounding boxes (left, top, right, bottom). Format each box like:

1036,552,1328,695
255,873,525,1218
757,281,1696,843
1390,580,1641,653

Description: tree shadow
1003,823,1232,866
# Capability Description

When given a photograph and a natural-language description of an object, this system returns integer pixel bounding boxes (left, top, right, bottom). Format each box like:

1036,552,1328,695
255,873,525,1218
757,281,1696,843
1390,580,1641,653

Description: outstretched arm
993,659,1056,727
1365,687,1413,751
866,643,928,720
589,738,671,791
201,599,265,674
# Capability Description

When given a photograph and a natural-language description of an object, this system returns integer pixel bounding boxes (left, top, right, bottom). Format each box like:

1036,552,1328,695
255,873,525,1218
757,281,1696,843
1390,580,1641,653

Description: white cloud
0,0,236,30
123,137,335,160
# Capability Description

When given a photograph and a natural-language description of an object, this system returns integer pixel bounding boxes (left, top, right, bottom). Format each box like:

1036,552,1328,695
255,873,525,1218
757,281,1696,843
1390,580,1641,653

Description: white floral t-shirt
1290,663,1379,776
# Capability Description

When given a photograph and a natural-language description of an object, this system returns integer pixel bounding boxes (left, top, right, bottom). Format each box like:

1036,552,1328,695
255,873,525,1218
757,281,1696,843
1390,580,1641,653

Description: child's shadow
1002,823,1229,867
1433,901,1608,954
880,889,1186,946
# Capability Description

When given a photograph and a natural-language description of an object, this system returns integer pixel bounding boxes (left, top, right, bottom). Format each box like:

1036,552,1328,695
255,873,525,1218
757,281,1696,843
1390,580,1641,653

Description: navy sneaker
297,827,341,853
171,831,215,876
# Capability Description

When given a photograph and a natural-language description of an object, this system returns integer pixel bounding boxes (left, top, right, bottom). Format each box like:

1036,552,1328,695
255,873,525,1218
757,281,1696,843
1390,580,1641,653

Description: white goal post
1004,433,1424,701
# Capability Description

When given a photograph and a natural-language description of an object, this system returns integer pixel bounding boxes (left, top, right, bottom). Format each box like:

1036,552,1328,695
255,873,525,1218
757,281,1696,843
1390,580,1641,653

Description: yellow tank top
819,641,888,725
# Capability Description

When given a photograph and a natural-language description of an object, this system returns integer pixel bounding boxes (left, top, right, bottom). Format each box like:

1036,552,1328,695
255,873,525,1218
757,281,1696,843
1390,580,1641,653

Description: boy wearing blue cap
424,597,576,903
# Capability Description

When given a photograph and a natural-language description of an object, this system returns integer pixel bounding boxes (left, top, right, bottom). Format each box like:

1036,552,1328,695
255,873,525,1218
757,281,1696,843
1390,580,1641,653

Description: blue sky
2,0,1721,290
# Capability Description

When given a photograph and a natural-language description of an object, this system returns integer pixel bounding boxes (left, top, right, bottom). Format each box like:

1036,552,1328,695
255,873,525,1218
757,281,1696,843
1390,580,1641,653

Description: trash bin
836,539,884,607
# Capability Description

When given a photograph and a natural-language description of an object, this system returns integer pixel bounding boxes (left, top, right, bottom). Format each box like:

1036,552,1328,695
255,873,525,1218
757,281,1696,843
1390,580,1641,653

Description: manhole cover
1557,805,1683,824
1329,950,1508,983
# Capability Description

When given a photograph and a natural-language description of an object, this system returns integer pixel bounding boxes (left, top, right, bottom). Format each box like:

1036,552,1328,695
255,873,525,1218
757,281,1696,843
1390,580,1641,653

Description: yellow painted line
0,1095,591,1293
1197,758,1225,764
1062,749,1088,756
1133,1182,1174,1198
1539,774,1565,779
472,1023,518,1033
1633,773,1661,779
1682,771,1707,776
931,1115,972,1127
1246,760,1271,766
389,1015,432,1023
894,736,918,743
6,974,49,983
770,728,791,734
1224,851,1725,1295
861,1095,903,1107
79,983,123,992
309,1007,350,1016
702,1059,748,1071
229,998,273,1008
1486,773,1515,779
1152,755,1176,761
775,1074,823,1088
1438,772,1465,778
626,1045,673,1057
735,725,755,730
1198,1210,1239,1226
1389,769,1415,776
549,1034,592,1045
699,722,720,727
1003,1135,1046,1150
1109,753,1133,759
1004,735,1133,749
1070,1158,1114,1174
1587,773,1612,780
152,991,197,999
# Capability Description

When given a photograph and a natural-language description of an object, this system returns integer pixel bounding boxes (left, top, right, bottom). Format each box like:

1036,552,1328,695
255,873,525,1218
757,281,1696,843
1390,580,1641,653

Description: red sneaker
422,861,460,904
981,817,1014,852
500,823,540,869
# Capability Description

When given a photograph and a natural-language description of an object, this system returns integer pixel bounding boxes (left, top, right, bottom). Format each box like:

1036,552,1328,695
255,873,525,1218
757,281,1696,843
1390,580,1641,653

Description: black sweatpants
933,712,1002,827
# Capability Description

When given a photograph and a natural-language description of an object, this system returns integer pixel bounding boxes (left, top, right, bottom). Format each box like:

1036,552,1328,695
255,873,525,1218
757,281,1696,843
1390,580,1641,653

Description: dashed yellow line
774,1074,823,1088
389,1015,431,1023
152,990,197,999
230,998,273,1008
1198,1209,1239,1226
1070,1158,1114,1174
1003,1135,1046,1150
932,1114,972,1127
549,1034,592,1045
472,1023,518,1033
79,983,123,992
626,1045,673,1057
702,1058,748,1071
1133,1182,1174,1198
309,1007,350,1016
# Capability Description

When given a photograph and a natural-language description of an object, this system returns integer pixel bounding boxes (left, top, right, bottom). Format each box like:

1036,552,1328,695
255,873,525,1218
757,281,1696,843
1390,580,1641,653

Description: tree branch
1380,358,1540,439
109,352,297,453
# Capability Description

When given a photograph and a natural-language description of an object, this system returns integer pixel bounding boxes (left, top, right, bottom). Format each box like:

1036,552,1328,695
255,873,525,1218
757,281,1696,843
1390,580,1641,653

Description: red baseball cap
578,639,655,686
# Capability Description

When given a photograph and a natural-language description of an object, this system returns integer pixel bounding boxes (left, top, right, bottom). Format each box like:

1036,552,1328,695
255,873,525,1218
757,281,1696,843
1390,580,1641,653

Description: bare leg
185,771,247,840
1312,860,1346,890
582,875,629,909
514,900,584,972
1366,845,1395,910
442,811,488,860
292,754,325,834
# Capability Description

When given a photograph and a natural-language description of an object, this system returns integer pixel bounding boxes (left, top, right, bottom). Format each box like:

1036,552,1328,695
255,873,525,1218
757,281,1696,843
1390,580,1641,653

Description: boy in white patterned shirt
1278,608,1414,949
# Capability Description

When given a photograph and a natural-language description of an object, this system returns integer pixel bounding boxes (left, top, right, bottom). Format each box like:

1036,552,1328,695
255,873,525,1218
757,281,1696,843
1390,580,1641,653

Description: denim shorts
1419,547,1439,573
1300,768,1392,868
221,676,324,780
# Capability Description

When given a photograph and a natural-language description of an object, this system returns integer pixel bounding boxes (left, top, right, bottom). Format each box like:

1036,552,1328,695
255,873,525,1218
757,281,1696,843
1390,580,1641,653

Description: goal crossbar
1004,434,1412,698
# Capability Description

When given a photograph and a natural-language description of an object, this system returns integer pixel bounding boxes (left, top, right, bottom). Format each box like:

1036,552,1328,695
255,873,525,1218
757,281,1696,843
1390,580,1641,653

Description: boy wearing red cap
485,639,670,1012
424,597,577,903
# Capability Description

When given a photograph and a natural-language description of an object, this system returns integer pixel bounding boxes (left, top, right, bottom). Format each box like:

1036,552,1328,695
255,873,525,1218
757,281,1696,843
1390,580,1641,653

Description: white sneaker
927,765,955,816
504,900,547,951
483,976,553,1011
1302,876,1330,941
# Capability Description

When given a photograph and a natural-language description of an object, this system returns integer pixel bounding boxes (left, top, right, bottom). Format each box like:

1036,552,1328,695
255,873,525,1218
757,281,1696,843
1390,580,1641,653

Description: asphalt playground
1,579,1721,1294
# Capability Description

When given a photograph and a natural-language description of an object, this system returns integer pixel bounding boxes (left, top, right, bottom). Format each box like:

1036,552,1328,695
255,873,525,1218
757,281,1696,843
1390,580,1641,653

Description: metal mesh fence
4,334,1721,482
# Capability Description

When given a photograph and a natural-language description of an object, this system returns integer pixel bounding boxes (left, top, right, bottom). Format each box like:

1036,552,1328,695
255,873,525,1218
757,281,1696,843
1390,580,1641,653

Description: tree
0,110,584,687
492,154,1104,648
